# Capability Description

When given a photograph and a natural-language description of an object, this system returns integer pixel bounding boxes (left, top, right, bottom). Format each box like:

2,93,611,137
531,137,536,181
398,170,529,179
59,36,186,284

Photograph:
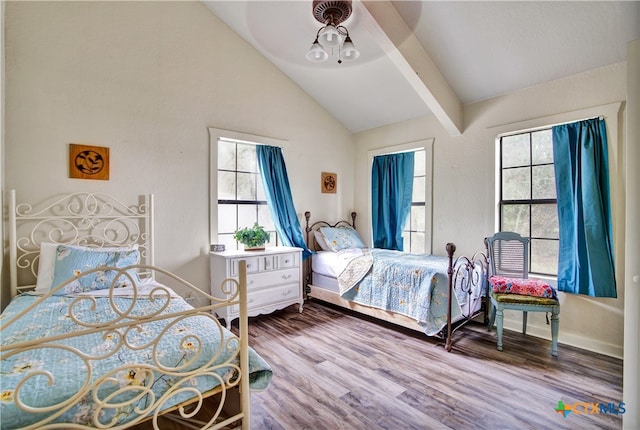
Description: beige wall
355,63,628,358
3,1,355,296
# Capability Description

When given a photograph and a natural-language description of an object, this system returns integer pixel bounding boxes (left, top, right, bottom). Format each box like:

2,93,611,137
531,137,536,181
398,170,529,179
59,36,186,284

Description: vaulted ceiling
203,1,639,135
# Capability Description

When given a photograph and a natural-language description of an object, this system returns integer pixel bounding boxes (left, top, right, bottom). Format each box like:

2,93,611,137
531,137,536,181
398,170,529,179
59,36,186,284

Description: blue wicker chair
486,232,560,357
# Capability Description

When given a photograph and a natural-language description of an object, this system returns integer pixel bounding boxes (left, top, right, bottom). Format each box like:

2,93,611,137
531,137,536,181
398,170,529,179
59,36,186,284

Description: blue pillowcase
319,226,365,252
51,245,141,295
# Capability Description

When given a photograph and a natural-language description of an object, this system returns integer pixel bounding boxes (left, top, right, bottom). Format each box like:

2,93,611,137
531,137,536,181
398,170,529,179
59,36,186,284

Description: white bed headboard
8,190,154,297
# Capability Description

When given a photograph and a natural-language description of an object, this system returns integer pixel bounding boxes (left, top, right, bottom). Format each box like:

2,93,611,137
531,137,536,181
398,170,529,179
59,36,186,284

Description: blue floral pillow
319,227,365,252
51,245,141,295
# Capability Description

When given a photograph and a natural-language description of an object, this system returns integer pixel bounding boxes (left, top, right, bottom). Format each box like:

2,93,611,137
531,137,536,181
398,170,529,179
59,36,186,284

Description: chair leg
496,308,504,351
550,310,559,357
488,304,496,332
522,311,528,335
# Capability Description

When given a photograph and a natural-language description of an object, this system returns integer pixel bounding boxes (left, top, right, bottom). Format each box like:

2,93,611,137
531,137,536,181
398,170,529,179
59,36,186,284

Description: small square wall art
69,144,110,180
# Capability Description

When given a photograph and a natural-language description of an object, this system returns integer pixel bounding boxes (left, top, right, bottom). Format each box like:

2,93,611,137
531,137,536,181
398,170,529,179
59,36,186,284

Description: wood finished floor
247,300,623,430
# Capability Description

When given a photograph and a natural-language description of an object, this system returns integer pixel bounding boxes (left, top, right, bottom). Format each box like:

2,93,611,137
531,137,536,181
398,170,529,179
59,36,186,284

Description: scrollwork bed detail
304,211,489,352
1,191,272,429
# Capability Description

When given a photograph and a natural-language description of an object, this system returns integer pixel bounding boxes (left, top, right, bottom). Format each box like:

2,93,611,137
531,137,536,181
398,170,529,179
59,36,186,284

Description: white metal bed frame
2,190,253,429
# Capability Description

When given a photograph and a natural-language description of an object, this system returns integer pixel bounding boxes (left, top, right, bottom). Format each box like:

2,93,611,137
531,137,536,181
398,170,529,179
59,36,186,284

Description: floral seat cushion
489,275,557,299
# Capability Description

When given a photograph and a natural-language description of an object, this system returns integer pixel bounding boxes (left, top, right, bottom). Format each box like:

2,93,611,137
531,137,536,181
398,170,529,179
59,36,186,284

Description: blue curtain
371,152,415,250
552,118,616,297
256,145,312,260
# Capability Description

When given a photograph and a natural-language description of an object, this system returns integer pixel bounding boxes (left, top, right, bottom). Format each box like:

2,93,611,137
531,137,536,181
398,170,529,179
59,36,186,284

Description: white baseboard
501,320,623,359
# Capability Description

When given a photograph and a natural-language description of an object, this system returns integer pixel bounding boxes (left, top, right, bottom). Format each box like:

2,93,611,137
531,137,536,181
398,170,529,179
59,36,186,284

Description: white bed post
8,190,18,298
238,260,251,430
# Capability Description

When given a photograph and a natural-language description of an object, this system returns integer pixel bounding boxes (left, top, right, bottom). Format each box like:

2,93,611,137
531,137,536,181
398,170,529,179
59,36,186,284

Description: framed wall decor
69,144,110,180
321,172,337,194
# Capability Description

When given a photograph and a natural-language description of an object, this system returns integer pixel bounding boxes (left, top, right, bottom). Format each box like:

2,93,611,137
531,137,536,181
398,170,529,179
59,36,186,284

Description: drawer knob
281,290,291,297
249,280,254,285
249,298,255,303
284,259,290,263
281,274,292,280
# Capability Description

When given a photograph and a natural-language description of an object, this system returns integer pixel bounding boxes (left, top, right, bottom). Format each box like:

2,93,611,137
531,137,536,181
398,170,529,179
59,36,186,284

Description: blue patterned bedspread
0,292,272,429
339,248,461,336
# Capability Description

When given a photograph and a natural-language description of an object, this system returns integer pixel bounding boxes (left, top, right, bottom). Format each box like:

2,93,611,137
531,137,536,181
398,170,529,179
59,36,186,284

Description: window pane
218,204,237,235
532,129,553,164
401,231,410,251
499,129,557,276
414,150,426,176
502,167,530,200
412,177,425,203
258,205,275,231
501,204,530,237
238,205,258,230
531,204,559,239
257,176,266,201
410,205,425,231
237,143,257,172
532,165,556,199
531,239,558,275
218,171,236,200
217,139,277,246
502,134,530,168
411,232,426,254
237,172,257,200
218,233,238,251
218,140,236,170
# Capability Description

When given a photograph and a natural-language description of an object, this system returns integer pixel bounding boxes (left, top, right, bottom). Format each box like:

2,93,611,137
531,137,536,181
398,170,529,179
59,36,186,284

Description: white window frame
208,127,287,246
367,138,434,254
488,101,622,282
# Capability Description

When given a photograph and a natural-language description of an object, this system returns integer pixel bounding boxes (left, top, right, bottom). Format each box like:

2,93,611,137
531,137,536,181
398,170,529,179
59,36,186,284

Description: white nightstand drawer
247,268,300,291
229,257,260,275
248,283,301,309
227,283,300,315
277,253,299,268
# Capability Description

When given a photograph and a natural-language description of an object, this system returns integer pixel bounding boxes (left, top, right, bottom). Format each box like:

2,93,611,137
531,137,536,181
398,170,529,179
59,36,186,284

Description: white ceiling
203,1,639,134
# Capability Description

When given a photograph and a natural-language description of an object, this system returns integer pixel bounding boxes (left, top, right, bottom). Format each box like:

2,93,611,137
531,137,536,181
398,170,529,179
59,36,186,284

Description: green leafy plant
233,223,270,248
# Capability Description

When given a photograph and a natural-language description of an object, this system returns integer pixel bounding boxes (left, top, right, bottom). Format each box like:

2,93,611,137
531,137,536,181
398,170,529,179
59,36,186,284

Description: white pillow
314,230,332,252
35,242,139,293
35,242,58,293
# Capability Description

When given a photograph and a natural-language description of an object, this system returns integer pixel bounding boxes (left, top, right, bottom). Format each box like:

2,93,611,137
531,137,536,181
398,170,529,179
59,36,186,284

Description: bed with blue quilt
304,211,489,352
1,191,272,429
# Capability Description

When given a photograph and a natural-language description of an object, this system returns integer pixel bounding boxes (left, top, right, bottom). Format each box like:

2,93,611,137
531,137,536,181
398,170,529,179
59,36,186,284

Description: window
368,139,433,254
402,149,427,253
498,129,558,276
216,138,276,250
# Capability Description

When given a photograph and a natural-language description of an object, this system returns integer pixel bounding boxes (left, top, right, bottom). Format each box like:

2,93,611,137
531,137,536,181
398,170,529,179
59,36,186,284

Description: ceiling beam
358,0,463,135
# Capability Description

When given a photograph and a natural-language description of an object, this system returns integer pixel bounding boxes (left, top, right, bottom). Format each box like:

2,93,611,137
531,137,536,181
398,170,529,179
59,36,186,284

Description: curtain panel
371,152,415,251
552,117,616,297
256,145,312,260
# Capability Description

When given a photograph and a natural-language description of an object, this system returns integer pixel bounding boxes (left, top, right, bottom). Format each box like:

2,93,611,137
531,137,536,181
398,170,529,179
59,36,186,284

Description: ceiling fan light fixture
340,35,359,61
306,38,329,62
306,0,358,65
318,23,343,48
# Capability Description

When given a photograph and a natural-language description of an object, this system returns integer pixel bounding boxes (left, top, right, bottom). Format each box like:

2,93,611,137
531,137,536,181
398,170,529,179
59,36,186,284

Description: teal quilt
0,292,272,429
338,248,462,336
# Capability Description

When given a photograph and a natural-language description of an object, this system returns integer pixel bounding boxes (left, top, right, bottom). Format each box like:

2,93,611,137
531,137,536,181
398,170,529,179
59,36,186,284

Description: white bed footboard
0,263,256,429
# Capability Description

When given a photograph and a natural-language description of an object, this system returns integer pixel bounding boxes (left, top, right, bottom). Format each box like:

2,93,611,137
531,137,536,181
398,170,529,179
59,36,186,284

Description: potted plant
233,223,270,251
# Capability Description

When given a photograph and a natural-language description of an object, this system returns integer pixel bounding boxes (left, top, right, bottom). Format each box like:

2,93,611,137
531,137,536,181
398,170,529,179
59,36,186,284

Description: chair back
487,232,529,279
